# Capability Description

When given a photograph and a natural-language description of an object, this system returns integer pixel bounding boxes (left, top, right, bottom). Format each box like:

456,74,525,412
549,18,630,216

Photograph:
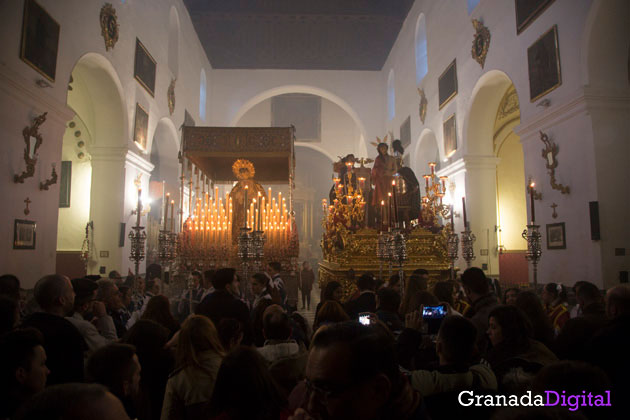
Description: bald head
605,286,630,319
34,275,74,314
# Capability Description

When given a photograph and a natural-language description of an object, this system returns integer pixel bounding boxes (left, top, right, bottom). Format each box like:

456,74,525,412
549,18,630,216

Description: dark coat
21,312,87,385
344,291,377,320
299,269,315,292
195,290,252,345
553,302,607,360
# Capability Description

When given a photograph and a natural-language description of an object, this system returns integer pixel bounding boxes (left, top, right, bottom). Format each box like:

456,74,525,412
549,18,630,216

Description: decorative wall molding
515,86,630,140
0,65,74,125
125,149,155,175
436,155,500,178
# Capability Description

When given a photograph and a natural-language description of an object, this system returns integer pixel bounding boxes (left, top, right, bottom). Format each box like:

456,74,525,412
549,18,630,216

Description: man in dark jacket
585,285,630,418
196,268,252,345
21,274,86,385
461,267,498,353
554,281,606,360
345,273,377,320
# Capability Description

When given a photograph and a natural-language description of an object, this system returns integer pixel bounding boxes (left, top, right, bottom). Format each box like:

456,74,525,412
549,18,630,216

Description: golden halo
232,159,255,180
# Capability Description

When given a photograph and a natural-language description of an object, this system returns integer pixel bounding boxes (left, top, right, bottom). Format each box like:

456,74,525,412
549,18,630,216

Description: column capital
437,155,500,178
125,149,154,176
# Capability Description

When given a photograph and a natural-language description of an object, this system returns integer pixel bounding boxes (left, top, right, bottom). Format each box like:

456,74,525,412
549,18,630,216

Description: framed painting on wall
59,161,72,208
528,25,562,102
443,114,457,158
438,59,458,110
134,38,156,97
515,0,555,35
14,219,36,250
20,0,60,82
133,103,149,151
546,222,566,249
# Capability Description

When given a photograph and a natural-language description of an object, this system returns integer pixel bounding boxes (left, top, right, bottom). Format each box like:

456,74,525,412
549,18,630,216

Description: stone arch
168,6,180,78
581,0,630,89
59,52,130,276
230,85,369,154
412,128,439,176
465,70,518,156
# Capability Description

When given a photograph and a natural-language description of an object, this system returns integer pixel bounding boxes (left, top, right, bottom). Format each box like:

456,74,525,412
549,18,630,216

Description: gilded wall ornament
167,78,176,115
540,131,570,194
417,88,428,124
14,112,47,183
471,19,491,68
100,3,119,51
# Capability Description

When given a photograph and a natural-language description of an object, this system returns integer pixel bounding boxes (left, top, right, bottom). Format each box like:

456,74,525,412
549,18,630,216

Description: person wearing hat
65,277,117,355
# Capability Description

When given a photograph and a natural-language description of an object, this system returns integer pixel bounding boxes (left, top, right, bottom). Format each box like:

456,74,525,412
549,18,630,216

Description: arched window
467,0,481,14
387,69,395,121
199,69,206,121
168,7,180,77
415,14,428,84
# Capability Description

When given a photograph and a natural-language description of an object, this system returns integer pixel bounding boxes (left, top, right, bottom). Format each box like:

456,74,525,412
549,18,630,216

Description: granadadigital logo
458,390,612,412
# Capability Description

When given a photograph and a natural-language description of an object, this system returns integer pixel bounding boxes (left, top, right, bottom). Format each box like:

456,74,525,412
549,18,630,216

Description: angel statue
229,159,267,240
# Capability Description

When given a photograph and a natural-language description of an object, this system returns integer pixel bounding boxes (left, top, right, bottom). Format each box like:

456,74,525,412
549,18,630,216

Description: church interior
1,0,627,290
1,1,630,419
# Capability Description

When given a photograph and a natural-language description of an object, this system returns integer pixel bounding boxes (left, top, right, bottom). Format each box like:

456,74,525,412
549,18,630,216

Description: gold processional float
141,127,299,297
318,137,465,297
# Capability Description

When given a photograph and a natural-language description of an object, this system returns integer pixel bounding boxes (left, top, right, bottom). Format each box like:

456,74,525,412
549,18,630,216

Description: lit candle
164,193,170,231
430,162,436,175
529,181,536,223
440,176,448,192
243,185,248,227
170,200,175,232
424,175,430,190
462,197,468,230
450,204,454,229
388,192,392,229
380,200,385,230
392,179,398,226
136,188,142,226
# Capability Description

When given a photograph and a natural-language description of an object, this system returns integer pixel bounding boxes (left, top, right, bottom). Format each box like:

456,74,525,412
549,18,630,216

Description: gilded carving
471,19,491,68
100,3,119,51
417,88,428,124
14,112,47,183
167,78,176,115
540,131,570,194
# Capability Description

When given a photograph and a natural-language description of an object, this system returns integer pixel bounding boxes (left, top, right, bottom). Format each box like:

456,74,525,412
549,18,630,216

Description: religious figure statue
229,159,267,239
370,142,398,216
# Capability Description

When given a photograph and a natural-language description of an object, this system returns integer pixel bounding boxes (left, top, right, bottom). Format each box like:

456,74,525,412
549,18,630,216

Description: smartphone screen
422,305,447,334
358,313,371,325
422,305,447,319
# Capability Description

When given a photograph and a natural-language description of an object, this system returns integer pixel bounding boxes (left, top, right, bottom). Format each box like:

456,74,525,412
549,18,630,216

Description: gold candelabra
420,162,451,228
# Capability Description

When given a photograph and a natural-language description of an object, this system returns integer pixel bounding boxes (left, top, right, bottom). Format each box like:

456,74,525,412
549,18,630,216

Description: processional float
319,141,456,297
154,127,298,299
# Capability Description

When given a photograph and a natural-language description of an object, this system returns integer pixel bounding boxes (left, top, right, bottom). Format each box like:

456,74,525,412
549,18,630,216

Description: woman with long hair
513,291,554,347
314,281,343,316
399,272,429,316
208,346,289,420
250,273,273,310
161,315,224,420
313,300,350,332
485,305,557,384
141,295,180,338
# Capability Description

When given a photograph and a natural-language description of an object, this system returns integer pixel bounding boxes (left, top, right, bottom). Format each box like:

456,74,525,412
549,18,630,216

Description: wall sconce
14,112,47,183
40,163,57,190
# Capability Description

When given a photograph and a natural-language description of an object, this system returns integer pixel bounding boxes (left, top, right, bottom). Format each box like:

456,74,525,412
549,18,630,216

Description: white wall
0,0,214,286
384,0,629,287
236,96,362,159
209,69,385,160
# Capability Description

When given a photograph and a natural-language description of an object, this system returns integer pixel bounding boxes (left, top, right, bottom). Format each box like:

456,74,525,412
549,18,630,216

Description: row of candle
188,190,233,245
244,186,292,246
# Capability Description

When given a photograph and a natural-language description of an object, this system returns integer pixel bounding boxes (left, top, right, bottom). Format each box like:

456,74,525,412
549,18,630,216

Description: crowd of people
0,264,628,420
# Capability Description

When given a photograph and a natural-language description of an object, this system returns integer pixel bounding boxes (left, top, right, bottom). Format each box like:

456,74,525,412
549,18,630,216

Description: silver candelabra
447,228,459,280
461,228,476,268
522,224,542,289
